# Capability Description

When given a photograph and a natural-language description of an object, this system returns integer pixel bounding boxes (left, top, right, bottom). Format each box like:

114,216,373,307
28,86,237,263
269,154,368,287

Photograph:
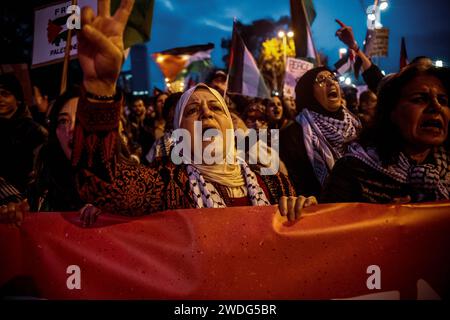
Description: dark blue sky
123,0,450,89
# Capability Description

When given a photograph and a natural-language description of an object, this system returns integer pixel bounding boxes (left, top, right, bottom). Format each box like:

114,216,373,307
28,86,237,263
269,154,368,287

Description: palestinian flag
227,22,271,99
152,43,214,82
111,0,155,49
334,52,354,76
290,0,319,61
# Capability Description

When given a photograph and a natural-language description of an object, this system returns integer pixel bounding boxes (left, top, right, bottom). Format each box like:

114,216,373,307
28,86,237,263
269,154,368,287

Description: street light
435,60,444,68
380,0,389,11
278,30,293,66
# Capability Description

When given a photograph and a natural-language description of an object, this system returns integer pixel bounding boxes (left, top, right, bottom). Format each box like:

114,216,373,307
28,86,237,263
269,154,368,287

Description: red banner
1,202,449,299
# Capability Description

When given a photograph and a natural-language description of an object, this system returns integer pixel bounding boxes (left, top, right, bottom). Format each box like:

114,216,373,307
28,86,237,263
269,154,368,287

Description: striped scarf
296,108,361,185
347,143,450,201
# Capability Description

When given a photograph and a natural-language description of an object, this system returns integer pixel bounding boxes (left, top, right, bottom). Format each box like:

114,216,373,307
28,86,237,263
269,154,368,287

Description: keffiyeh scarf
186,160,270,208
296,108,361,185
347,143,450,201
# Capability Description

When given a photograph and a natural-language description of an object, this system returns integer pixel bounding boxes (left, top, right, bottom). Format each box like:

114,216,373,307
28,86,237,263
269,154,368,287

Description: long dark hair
360,64,450,165
33,87,83,211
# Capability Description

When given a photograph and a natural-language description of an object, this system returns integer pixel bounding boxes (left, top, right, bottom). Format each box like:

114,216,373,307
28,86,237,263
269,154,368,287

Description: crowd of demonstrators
1,0,449,228
321,64,450,203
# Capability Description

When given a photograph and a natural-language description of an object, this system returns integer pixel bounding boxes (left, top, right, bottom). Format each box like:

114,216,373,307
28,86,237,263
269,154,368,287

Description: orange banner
1,202,449,299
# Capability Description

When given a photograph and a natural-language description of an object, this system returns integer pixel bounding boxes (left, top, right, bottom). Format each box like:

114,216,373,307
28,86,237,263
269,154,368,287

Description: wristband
85,90,118,101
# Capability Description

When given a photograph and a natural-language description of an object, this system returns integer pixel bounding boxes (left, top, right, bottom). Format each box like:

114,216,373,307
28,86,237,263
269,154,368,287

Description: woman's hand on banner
80,204,102,227
278,196,318,222
0,199,29,227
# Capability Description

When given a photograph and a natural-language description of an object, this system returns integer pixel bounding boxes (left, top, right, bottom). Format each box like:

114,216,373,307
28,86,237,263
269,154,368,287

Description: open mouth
420,119,443,130
202,125,218,135
327,89,339,99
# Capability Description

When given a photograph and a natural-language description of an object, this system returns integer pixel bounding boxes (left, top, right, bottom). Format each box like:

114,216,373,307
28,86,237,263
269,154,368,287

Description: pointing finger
335,19,346,28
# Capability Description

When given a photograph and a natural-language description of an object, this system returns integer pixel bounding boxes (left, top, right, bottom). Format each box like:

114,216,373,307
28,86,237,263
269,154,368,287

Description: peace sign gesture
78,0,134,96
335,19,358,51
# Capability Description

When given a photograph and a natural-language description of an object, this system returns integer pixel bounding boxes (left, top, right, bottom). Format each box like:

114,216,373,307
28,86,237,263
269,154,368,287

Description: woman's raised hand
78,0,134,96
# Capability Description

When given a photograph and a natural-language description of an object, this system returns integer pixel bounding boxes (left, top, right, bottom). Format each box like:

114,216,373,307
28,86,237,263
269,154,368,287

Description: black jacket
279,121,322,197
0,105,48,193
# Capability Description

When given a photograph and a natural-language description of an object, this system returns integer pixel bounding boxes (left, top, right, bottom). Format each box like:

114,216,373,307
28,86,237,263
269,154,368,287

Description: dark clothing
127,115,155,161
0,105,48,193
279,121,322,198
362,63,385,93
320,156,434,204
30,145,83,212
29,106,48,128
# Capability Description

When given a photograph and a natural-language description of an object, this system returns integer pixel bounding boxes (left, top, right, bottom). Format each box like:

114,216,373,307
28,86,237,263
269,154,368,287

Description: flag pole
60,0,78,94
300,0,321,65
223,17,237,100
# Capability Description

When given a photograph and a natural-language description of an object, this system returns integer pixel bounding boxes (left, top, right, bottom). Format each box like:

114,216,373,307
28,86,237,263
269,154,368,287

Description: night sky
124,0,450,89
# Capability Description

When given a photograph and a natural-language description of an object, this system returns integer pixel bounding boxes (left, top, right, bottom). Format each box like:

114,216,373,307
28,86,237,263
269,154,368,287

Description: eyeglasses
315,74,338,87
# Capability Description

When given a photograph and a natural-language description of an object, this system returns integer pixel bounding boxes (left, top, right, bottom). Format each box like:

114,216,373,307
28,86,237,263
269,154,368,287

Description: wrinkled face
156,94,168,115
132,99,146,116
313,71,342,112
180,88,232,153
267,96,283,121
391,75,449,152
56,97,78,160
0,88,18,119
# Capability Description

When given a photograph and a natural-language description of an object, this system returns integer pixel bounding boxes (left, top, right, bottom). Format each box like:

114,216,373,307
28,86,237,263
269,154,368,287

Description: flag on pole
289,0,319,61
400,37,409,70
152,43,214,82
111,0,155,49
227,22,271,99
334,53,354,76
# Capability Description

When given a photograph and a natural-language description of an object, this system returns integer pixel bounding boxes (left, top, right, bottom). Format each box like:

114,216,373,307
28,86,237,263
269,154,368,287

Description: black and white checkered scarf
296,108,361,185
186,160,270,208
347,143,450,201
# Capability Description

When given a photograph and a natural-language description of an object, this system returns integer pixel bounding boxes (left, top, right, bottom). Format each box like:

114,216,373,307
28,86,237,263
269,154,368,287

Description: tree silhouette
221,16,291,69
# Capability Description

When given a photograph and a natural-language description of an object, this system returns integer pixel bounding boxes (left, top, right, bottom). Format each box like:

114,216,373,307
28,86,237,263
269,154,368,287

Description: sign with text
367,27,390,58
31,0,97,67
283,57,314,98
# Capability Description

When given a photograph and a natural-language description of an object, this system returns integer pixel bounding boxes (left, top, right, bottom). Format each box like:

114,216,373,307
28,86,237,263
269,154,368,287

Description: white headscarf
173,83,243,187
172,83,270,207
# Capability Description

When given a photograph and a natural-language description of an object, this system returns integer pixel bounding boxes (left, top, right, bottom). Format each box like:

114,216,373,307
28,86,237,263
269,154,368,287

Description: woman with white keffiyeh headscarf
280,67,362,198
321,64,450,204
171,84,316,219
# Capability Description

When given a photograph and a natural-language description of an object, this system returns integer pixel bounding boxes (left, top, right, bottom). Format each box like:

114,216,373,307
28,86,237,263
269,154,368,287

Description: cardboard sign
31,0,97,67
366,28,389,58
283,57,314,98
